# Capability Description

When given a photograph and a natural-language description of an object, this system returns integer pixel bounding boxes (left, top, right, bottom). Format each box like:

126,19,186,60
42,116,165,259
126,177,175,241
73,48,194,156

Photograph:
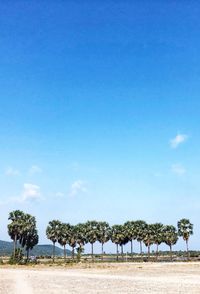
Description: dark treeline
6,210,193,263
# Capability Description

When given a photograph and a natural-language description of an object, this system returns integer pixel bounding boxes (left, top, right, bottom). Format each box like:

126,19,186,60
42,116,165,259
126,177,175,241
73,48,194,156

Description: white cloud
0,183,42,206
171,164,186,176
22,183,41,201
5,167,20,176
69,180,87,197
29,165,42,174
170,134,188,149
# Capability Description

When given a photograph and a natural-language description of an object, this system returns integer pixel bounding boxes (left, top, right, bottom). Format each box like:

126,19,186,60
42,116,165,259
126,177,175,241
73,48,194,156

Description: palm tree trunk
52,241,55,262
116,244,119,261
186,239,189,260
170,244,172,261
26,248,30,261
121,245,123,260
101,242,104,260
140,241,143,255
91,243,94,261
72,247,75,260
64,244,66,262
131,240,133,260
156,243,159,261
148,244,150,261
13,234,17,256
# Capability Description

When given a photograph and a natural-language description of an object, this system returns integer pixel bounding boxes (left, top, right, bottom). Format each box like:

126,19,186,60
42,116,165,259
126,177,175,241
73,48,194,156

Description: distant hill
0,240,71,256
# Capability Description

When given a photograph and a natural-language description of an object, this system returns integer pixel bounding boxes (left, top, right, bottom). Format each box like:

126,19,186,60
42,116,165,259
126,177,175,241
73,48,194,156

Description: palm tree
58,223,71,261
134,220,147,255
8,210,39,262
124,221,137,260
46,220,62,262
23,229,39,261
85,220,99,261
68,225,77,260
143,224,155,261
74,223,87,260
20,214,39,261
8,210,25,256
119,229,129,258
151,223,164,261
111,225,128,261
163,225,178,261
111,225,120,261
177,218,193,260
97,221,111,260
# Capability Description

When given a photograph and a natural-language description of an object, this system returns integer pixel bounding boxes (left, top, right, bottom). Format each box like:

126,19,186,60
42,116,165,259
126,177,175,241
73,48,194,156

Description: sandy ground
0,262,200,293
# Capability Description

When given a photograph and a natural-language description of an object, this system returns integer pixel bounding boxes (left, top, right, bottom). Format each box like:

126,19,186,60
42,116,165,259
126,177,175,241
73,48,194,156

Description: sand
0,262,200,293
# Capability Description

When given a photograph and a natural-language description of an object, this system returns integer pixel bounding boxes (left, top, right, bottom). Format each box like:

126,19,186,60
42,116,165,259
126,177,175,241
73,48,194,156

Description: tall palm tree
68,225,77,260
134,220,147,255
8,210,25,256
23,229,39,261
151,223,164,261
46,220,62,262
119,229,129,258
97,221,111,260
163,225,178,261
74,223,87,260
58,223,71,261
143,224,155,261
85,220,99,261
20,214,39,260
111,225,128,261
124,221,137,260
177,218,193,260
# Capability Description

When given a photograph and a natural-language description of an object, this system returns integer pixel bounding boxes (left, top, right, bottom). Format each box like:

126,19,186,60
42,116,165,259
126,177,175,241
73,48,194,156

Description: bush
9,248,24,264
76,246,84,262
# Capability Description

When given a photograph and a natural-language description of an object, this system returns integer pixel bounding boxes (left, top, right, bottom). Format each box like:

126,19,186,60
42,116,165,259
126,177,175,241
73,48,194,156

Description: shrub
9,248,24,264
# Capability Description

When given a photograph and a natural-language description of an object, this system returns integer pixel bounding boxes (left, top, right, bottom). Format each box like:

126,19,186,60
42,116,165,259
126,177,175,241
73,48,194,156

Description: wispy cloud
69,180,87,197
5,167,20,176
171,164,186,176
29,165,42,175
170,134,188,149
0,183,42,206
22,183,42,201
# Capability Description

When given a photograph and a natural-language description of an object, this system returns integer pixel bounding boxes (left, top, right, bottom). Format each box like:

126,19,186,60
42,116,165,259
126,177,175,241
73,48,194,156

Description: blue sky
0,1,200,252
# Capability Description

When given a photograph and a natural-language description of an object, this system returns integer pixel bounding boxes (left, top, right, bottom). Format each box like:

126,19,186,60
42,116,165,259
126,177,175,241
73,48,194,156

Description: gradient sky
0,1,200,252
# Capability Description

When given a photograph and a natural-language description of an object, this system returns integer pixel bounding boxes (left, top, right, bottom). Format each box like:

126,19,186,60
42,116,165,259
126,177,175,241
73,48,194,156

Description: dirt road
0,262,200,293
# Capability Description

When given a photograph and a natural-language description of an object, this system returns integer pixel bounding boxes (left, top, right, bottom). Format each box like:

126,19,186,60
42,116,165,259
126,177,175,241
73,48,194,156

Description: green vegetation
178,218,193,260
0,210,195,264
7,210,39,262
163,225,178,261
46,220,62,262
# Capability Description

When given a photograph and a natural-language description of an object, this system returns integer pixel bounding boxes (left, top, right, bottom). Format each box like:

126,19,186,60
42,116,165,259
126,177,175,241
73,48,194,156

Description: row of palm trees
6,210,193,262
46,218,193,262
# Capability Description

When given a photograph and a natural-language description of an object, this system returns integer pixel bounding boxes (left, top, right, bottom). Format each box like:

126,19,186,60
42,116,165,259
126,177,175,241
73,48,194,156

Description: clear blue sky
0,1,200,252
